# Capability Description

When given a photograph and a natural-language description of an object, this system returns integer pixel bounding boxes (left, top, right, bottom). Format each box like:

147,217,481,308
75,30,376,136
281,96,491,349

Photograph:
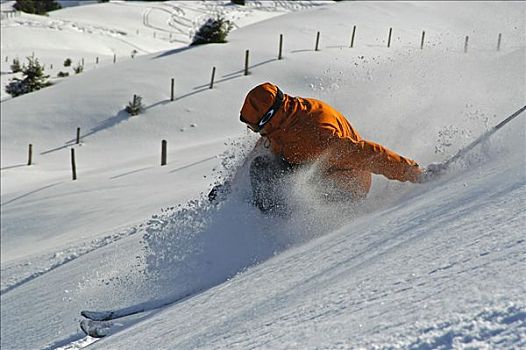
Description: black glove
208,182,231,203
419,162,448,183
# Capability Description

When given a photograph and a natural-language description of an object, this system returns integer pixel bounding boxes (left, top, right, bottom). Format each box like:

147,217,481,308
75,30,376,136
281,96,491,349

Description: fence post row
71,148,77,180
161,140,167,166
16,26,506,179
350,25,356,48
210,67,216,89
244,50,250,76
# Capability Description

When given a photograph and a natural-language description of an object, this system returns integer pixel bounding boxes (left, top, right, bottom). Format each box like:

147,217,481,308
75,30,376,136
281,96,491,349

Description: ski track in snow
0,225,139,294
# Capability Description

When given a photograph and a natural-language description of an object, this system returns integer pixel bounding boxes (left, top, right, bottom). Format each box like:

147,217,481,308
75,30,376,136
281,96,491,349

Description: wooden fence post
209,67,216,89
161,140,167,166
278,34,283,60
244,50,249,76
96,57,99,64
71,148,77,180
27,144,33,166
76,127,81,144
420,30,426,49
315,31,320,51
464,35,469,53
387,27,393,48
113,54,116,63
350,25,356,48
171,78,175,101
497,33,502,51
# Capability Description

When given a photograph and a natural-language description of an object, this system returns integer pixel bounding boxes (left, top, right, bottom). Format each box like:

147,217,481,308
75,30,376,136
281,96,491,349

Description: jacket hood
240,82,281,127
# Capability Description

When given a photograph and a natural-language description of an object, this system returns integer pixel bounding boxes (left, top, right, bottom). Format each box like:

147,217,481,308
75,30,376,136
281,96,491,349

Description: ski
80,319,123,338
81,290,196,322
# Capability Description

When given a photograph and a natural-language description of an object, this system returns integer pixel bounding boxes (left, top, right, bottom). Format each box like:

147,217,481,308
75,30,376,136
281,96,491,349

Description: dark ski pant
250,155,362,215
250,155,295,215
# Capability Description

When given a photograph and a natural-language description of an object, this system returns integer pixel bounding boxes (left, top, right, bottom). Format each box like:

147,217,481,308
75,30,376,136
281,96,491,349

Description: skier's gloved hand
208,182,231,203
419,162,447,183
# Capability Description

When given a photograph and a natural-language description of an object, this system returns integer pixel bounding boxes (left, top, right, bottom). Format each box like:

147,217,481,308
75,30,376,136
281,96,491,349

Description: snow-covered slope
1,1,525,349
0,0,325,100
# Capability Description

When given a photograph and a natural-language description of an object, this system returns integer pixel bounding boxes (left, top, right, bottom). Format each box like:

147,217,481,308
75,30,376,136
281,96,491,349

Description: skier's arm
325,130,423,183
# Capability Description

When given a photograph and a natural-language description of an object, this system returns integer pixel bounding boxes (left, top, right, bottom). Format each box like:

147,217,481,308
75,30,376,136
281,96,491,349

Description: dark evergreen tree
191,17,233,46
14,0,61,15
73,63,84,74
6,57,51,97
126,95,144,116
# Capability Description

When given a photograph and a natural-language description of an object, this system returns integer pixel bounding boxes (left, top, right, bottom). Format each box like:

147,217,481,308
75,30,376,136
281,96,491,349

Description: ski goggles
240,88,284,133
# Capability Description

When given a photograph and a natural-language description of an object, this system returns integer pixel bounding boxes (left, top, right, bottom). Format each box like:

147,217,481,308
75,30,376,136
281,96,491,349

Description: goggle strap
257,88,284,131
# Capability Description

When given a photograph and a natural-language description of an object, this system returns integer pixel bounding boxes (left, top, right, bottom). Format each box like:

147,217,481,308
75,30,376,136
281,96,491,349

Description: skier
211,82,426,214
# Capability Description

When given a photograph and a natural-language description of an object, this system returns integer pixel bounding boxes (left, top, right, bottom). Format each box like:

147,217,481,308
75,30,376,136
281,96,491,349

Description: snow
1,1,525,349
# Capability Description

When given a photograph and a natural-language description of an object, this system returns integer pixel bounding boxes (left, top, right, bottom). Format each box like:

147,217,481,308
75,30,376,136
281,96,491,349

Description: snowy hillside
0,0,325,100
1,1,525,349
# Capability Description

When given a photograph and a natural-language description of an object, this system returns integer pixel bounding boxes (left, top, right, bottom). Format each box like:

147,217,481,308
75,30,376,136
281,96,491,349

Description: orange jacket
240,83,422,197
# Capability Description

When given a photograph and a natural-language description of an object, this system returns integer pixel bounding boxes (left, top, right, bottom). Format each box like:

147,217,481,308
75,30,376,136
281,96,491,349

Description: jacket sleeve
324,129,423,183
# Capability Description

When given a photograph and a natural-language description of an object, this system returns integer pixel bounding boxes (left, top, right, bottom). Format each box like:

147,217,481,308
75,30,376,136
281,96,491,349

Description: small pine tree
11,58,22,73
5,57,51,97
125,95,144,116
64,58,72,67
14,0,61,15
191,17,233,46
73,63,84,74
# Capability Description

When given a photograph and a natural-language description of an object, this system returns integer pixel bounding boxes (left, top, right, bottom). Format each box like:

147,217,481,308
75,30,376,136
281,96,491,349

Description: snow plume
138,142,367,304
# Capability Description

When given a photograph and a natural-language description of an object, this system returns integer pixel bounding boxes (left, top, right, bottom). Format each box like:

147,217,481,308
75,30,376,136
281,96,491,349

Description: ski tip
80,319,122,338
80,319,107,338
81,310,113,321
